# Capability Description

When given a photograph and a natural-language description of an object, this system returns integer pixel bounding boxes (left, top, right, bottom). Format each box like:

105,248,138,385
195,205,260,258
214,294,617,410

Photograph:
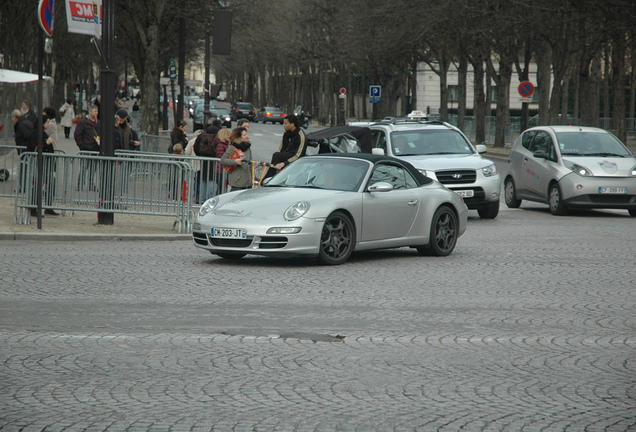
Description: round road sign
38,0,54,37
339,87,347,95
518,81,535,98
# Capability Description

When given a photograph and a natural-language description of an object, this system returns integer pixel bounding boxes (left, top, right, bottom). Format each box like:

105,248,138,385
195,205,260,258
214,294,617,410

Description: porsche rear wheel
418,206,458,256
318,211,355,265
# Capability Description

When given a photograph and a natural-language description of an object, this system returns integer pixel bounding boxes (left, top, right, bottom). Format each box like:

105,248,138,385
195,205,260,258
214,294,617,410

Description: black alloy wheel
418,206,458,256
318,211,355,265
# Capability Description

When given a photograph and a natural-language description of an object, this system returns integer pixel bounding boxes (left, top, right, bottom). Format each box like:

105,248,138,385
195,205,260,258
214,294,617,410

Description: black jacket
278,127,307,166
74,116,100,151
14,117,34,154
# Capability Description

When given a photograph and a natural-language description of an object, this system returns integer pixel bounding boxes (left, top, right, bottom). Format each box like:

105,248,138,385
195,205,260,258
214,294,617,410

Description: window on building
448,85,459,101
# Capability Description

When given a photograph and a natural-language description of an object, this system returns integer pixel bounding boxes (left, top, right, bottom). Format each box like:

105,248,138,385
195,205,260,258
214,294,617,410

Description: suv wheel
478,201,499,219
549,183,568,216
504,177,521,208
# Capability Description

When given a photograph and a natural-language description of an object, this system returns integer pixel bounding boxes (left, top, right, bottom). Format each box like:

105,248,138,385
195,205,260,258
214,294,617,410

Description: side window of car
530,131,555,157
369,164,410,190
371,130,387,152
521,131,536,150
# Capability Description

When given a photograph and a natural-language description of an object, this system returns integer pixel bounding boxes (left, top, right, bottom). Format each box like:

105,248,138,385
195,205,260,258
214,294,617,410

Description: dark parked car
231,102,256,121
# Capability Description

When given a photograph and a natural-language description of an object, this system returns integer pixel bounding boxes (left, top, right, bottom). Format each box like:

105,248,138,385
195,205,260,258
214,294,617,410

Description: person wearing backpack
194,124,219,201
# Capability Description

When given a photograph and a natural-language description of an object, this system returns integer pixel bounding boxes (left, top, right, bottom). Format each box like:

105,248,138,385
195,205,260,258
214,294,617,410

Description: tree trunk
471,56,486,144
603,45,611,119
457,55,467,131
139,23,161,134
486,54,512,148
536,40,551,125
580,51,602,127
560,72,569,124
611,34,626,142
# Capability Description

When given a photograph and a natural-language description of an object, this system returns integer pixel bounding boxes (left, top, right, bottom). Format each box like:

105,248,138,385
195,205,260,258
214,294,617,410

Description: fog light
491,192,499,200
267,227,302,234
193,222,201,230
576,184,583,190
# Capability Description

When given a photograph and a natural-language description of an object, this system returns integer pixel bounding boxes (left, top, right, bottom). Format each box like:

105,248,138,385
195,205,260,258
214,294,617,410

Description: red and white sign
38,0,54,37
65,0,101,36
518,81,535,98
339,87,347,95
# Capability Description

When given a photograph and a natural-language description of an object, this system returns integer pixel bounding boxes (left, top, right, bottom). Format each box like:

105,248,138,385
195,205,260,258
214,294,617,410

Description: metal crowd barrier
115,150,230,201
14,152,195,233
0,144,66,198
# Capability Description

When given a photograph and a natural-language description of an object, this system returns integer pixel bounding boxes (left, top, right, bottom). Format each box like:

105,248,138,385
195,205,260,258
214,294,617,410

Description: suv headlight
284,201,310,221
482,164,498,177
198,196,219,217
564,161,593,177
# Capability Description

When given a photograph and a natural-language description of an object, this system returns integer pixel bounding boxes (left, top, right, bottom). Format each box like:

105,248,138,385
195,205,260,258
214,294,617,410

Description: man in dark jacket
73,105,100,190
115,109,133,150
265,114,307,178
74,105,100,151
12,109,34,154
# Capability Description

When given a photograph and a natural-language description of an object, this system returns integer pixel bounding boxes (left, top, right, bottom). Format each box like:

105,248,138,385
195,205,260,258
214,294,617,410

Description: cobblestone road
1,208,635,431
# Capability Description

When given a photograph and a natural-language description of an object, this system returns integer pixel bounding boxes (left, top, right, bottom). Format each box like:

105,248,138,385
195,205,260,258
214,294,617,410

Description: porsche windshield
267,158,369,192
391,130,474,156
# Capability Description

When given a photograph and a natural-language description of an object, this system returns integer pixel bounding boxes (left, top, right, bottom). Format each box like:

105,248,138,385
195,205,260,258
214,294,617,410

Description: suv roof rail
371,118,453,128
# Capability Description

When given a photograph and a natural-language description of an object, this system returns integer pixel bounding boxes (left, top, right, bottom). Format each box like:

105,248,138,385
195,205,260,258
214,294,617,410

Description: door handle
408,200,418,206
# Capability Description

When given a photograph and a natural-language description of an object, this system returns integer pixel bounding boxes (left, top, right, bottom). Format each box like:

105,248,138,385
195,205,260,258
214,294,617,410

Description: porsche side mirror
372,148,385,155
368,182,393,192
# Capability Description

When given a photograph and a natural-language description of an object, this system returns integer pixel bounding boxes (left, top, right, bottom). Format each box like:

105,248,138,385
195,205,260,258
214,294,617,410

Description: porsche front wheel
318,211,355,265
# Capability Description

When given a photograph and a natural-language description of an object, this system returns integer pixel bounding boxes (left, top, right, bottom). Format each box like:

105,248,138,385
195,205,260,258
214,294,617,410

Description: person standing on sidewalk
221,127,252,191
12,109,33,155
74,105,100,190
59,99,76,139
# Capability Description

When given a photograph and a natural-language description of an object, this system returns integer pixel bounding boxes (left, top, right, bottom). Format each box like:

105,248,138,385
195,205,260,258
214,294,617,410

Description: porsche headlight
482,164,498,177
284,201,310,221
198,196,219,217
564,161,593,177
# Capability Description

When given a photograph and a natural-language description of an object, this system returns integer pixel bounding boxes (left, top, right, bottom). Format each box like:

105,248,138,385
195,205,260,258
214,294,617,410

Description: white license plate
454,190,474,198
211,228,247,239
599,187,627,194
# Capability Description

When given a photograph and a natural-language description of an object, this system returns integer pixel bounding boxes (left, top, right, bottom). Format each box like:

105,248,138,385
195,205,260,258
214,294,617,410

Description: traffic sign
169,58,177,81
38,0,54,37
518,81,535,98
370,85,381,97
339,87,347,95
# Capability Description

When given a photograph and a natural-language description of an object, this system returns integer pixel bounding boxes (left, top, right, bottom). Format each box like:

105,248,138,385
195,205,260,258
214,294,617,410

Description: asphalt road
1,200,634,430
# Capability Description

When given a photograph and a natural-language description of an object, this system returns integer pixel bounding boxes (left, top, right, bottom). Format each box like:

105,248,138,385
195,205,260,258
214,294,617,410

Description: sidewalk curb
0,232,191,241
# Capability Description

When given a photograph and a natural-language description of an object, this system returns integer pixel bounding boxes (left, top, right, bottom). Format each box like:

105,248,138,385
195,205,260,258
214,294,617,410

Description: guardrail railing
15,152,196,233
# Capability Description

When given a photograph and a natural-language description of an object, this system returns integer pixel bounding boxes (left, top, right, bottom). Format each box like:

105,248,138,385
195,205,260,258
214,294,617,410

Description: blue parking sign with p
370,85,381,97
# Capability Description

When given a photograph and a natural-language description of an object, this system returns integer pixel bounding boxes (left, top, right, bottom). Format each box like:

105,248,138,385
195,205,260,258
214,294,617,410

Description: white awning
0,69,51,83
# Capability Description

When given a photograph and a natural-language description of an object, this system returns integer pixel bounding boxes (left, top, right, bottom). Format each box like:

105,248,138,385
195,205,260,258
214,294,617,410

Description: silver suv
353,119,501,219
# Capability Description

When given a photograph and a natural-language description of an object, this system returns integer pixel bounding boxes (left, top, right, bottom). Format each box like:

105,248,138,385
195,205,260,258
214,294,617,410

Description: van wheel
504,177,521,208
549,183,568,216
478,201,499,219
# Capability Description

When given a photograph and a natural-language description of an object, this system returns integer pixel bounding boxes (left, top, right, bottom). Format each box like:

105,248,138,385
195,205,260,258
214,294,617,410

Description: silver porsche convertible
192,154,468,265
